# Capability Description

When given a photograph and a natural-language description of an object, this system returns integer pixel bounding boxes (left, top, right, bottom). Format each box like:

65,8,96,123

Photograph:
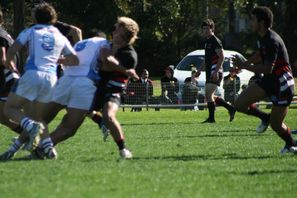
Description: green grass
1,108,297,197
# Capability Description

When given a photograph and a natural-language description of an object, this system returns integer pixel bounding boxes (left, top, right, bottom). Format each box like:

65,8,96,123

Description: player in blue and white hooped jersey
0,3,79,161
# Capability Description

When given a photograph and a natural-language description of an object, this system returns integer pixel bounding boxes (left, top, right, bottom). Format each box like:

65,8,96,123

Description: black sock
116,139,125,150
215,97,234,111
207,102,215,121
247,104,270,122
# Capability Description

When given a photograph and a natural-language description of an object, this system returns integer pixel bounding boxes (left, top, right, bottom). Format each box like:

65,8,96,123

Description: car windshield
176,55,231,72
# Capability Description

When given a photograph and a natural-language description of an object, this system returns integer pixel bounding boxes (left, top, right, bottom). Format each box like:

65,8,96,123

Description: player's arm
215,48,224,72
57,54,79,66
234,43,277,74
100,48,139,79
0,47,6,66
4,42,22,73
246,51,262,65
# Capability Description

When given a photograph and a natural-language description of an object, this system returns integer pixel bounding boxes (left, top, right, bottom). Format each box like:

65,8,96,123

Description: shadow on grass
133,153,276,162
231,169,297,176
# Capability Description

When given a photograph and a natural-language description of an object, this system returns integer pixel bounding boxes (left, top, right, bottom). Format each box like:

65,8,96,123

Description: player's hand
125,69,139,80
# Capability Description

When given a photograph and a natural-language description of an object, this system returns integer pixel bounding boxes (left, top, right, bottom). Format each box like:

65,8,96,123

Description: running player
92,17,139,159
198,19,236,123
233,6,297,154
0,3,78,160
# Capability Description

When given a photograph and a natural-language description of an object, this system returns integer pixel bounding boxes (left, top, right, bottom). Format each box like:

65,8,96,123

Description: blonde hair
117,16,139,45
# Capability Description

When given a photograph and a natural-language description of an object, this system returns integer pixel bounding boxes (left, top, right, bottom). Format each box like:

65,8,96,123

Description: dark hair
0,8,3,25
201,19,215,30
142,69,149,74
251,6,273,28
34,3,57,24
87,28,106,38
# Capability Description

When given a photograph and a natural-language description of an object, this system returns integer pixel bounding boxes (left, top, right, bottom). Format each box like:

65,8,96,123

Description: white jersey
63,37,110,81
16,24,76,74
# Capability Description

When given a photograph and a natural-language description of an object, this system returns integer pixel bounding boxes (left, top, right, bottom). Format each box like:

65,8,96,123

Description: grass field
0,108,297,198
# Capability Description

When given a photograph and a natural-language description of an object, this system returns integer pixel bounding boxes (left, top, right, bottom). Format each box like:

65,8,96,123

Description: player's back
63,37,109,80
17,24,72,74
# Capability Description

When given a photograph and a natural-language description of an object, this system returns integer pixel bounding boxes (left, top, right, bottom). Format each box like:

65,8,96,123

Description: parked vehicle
174,49,254,99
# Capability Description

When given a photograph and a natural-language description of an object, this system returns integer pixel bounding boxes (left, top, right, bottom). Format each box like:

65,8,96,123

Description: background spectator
160,65,179,104
127,69,153,112
223,68,240,104
182,69,200,110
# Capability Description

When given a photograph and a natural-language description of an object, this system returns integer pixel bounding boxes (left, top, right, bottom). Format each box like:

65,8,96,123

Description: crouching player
92,17,140,159
233,6,297,154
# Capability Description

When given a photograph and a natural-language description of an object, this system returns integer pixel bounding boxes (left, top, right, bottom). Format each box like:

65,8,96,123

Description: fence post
145,82,149,111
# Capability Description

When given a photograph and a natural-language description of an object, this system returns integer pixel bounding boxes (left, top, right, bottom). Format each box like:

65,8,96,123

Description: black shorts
0,76,18,101
256,72,294,107
91,87,122,111
206,72,223,86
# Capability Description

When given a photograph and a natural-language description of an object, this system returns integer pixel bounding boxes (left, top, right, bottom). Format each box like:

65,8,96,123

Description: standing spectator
161,65,179,104
223,68,240,104
182,70,200,110
128,69,153,111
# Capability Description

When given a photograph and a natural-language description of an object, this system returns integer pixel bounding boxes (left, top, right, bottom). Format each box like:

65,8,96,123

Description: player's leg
0,101,22,133
214,96,236,122
270,105,297,154
103,101,132,159
234,82,270,133
50,108,87,145
203,83,217,123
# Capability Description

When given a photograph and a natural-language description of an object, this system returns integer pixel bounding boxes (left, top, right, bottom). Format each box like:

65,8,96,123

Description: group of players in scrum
0,3,296,161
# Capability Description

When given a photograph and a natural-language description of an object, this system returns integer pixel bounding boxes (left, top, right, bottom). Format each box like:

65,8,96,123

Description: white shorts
51,76,97,110
14,70,57,103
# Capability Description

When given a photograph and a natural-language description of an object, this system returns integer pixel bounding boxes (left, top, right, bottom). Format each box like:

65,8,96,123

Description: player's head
251,6,273,32
87,28,106,39
113,16,139,45
33,3,57,25
0,8,3,25
201,19,215,38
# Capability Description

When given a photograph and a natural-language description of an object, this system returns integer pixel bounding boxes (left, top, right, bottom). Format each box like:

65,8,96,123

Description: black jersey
258,29,291,75
0,26,20,100
256,29,294,106
101,45,138,93
204,35,223,84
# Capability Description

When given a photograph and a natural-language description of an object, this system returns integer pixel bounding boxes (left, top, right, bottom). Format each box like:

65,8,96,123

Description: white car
173,49,254,98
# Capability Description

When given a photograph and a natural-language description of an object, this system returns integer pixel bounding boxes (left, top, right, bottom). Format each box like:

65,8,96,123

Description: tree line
1,0,297,76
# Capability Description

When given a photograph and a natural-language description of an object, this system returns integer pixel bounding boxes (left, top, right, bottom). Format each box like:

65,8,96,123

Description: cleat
101,124,109,142
256,120,269,133
280,144,297,155
0,150,15,161
98,121,109,142
31,147,46,160
229,109,236,122
45,147,58,160
202,118,215,123
291,130,297,134
27,122,45,151
119,148,133,159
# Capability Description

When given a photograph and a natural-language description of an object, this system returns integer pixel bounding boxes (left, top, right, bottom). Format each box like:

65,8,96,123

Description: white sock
40,138,54,154
8,139,22,153
20,117,35,132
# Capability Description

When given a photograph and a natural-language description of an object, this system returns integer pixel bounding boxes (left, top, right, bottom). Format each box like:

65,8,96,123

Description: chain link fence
121,80,297,111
